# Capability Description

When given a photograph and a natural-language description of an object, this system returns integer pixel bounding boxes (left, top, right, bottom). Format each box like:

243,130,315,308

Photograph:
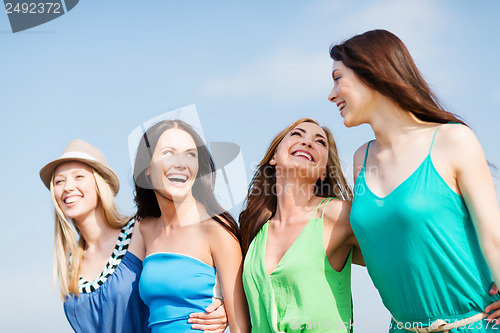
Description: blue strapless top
139,252,217,333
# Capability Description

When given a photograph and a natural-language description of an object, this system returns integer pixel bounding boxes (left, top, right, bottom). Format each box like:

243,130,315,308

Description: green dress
243,198,353,332
350,126,500,332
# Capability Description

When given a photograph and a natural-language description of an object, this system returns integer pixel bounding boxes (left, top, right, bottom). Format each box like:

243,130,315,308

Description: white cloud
199,0,453,103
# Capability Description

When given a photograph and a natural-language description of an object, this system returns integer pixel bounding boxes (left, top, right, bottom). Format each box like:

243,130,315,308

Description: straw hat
39,139,120,195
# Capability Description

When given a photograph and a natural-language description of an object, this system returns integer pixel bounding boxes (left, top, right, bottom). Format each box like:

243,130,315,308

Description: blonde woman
40,139,228,333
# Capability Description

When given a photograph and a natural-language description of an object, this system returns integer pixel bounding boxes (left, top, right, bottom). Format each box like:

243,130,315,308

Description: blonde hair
239,118,352,253
50,168,129,299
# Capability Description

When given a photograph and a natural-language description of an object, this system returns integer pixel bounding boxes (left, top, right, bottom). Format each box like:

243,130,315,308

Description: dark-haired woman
134,120,250,333
329,29,500,332
240,118,363,332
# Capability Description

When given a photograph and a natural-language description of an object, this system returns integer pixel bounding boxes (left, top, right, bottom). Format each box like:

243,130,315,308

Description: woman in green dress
240,118,363,332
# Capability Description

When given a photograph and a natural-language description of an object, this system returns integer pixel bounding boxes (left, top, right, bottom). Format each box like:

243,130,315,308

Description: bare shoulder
138,216,157,235
322,198,355,248
132,218,145,240
353,141,372,180
353,142,370,167
201,216,239,242
438,123,477,145
437,123,484,163
323,198,351,228
201,217,241,260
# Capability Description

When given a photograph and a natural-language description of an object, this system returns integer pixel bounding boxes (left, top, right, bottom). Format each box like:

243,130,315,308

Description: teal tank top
139,253,217,333
243,198,353,333
350,126,500,331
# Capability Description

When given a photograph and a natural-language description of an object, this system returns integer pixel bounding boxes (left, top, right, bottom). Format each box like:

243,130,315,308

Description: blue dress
139,252,217,332
64,218,150,333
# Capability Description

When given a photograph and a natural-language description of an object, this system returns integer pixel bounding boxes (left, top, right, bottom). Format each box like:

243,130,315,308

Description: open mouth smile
337,101,346,112
166,173,189,184
291,150,315,162
63,195,82,206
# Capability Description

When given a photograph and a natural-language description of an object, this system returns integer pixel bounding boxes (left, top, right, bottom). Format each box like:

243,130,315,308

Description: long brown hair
329,29,467,125
133,119,240,243
239,118,352,254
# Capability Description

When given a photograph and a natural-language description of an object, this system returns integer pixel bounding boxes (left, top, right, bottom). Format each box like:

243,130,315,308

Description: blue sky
1,1,499,332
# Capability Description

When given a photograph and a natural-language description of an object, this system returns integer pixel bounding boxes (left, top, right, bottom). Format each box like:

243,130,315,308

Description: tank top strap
78,218,136,293
428,125,442,155
313,197,330,217
320,197,335,220
363,140,375,169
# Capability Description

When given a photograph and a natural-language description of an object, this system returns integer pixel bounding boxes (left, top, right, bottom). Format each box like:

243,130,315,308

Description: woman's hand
490,282,499,295
188,298,228,332
485,282,500,322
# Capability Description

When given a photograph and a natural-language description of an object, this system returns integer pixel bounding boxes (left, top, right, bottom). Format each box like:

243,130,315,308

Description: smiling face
328,60,376,127
147,128,199,201
53,161,100,221
270,122,328,182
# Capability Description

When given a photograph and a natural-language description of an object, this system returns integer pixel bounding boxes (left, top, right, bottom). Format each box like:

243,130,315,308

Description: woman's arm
323,199,365,267
188,298,228,333
441,125,500,319
208,222,251,333
350,143,371,266
353,142,370,183
351,238,365,266
444,125,500,281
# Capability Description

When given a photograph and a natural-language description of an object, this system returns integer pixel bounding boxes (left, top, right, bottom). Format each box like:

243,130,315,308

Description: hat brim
39,157,120,196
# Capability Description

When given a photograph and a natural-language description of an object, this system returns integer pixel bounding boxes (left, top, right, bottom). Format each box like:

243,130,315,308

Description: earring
144,173,155,190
